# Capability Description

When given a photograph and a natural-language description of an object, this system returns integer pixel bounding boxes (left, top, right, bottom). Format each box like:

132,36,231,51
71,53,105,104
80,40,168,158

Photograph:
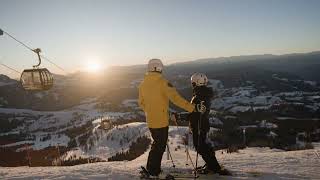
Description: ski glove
195,101,206,113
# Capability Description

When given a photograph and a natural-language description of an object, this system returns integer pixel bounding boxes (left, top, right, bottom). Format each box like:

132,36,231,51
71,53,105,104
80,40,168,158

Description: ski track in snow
1,136,320,180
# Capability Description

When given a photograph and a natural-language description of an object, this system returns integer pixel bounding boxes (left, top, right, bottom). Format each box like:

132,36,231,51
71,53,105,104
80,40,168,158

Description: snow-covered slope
0,98,141,151
1,126,319,180
87,122,149,159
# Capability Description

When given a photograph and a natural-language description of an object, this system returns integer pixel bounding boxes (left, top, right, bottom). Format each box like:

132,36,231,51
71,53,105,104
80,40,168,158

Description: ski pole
167,144,170,160
171,112,195,168
186,143,196,169
186,148,188,165
171,112,186,165
183,127,189,166
166,143,176,168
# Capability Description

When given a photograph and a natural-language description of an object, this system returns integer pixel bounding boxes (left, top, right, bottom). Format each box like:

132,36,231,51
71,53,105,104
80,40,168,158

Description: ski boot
140,166,175,179
194,164,211,174
217,168,232,176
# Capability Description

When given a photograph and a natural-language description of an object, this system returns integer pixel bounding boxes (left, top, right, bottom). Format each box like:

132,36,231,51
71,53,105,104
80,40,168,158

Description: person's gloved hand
195,101,206,113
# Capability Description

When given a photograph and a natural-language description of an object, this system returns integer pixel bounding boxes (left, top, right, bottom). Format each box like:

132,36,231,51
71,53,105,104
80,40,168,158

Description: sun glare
86,62,102,73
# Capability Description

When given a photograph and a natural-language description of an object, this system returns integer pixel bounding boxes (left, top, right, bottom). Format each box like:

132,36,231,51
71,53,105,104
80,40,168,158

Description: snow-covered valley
1,127,319,180
0,98,142,151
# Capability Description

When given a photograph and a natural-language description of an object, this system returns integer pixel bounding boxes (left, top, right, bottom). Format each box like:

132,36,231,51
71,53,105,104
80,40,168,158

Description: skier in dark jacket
189,73,231,175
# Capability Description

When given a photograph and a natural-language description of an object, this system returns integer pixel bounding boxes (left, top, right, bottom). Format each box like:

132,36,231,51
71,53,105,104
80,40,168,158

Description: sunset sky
1,0,320,77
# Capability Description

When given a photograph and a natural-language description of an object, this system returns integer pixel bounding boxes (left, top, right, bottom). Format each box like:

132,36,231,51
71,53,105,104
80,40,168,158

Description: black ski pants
191,125,221,172
147,126,168,176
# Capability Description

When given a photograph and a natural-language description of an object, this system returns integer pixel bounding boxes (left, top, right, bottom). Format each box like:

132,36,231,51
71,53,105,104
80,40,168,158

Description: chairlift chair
20,48,54,91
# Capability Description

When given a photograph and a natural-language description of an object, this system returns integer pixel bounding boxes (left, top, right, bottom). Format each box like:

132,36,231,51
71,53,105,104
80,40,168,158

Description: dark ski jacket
189,85,214,132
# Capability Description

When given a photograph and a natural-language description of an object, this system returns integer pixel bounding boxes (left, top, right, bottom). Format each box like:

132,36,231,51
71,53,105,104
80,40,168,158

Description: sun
86,61,102,73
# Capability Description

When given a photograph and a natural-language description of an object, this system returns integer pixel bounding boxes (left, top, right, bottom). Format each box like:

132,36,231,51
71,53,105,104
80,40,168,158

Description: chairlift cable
0,61,21,74
41,55,67,73
0,28,68,74
1,29,34,52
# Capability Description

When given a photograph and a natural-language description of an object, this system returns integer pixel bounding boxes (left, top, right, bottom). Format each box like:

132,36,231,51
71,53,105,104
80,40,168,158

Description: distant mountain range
0,51,319,110
166,51,320,82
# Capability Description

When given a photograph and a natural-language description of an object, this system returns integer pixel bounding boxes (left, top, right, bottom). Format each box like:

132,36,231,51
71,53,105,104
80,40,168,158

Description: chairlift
20,48,54,91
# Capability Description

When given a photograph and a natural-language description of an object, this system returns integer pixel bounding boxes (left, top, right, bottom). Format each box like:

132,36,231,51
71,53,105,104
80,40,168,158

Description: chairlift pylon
20,48,54,91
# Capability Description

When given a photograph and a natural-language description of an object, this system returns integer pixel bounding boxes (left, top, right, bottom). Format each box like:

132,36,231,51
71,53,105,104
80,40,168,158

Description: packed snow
1,124,319,180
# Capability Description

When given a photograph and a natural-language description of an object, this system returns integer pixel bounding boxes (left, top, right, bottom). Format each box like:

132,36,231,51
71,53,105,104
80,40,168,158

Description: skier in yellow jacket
139,59,206,177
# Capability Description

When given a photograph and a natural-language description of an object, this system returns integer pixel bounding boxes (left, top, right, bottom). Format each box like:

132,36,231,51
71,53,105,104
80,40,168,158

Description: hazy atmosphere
1,1,320,180
1,0,320,77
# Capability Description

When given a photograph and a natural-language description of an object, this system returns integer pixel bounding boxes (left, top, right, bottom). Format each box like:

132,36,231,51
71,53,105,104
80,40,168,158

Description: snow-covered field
1,124,319,180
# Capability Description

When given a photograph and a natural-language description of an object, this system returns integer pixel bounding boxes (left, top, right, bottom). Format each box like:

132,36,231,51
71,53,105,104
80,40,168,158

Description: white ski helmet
191,73,208,86
148,59,164,72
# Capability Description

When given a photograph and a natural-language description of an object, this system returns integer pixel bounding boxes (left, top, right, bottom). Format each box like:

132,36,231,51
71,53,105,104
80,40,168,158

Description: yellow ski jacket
139,72,195,128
